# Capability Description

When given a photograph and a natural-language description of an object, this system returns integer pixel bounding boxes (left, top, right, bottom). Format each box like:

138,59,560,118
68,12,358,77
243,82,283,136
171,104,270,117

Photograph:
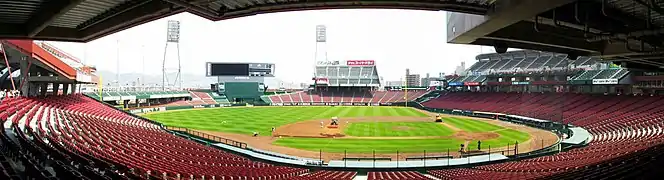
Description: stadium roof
1,40,77,81
1,40,100,84
0,0,491,42
448,0,664,70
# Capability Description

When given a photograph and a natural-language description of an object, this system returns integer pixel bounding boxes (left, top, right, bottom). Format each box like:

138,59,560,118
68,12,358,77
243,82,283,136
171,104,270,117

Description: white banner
316,61,340,66
592,79,618,84
429,81,441,86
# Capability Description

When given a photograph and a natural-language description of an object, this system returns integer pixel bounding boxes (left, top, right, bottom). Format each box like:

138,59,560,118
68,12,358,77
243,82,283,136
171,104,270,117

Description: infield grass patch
344,122,454,137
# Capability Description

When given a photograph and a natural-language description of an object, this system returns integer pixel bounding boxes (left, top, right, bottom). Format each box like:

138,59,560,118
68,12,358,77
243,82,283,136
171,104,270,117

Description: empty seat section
291,170,357,180
368,171,431,180
4,95,307,179
423,93,664,179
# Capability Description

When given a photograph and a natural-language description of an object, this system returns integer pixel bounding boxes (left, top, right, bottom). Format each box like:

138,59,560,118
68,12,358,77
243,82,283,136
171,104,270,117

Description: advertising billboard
315,78,329,84
464,82,480,86
592,79,618,84
346,60,375,66
448,82,463,86
511,81,530,85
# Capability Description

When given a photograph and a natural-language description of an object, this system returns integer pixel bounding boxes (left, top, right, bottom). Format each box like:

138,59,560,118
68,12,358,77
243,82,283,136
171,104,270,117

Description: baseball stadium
1,1,664,180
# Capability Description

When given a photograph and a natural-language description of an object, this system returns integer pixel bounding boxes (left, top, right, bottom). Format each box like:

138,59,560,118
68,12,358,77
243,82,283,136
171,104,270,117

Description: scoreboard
206,62,275,77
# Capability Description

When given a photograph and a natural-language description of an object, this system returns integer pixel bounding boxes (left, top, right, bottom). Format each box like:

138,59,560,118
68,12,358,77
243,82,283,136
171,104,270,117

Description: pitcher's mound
321,127,345,137
274,120,347,138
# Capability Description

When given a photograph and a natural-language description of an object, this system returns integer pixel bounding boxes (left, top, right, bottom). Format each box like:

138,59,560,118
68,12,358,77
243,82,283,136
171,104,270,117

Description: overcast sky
49,9,496,85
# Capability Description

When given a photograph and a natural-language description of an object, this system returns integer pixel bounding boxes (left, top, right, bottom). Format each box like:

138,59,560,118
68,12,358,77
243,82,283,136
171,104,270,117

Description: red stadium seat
267,89,429,104
3,94,308,179
423,92,664,179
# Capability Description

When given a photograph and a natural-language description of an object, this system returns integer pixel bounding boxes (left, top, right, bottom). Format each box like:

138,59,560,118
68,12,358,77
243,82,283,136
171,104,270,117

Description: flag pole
404,75,408,107
98,75,103,101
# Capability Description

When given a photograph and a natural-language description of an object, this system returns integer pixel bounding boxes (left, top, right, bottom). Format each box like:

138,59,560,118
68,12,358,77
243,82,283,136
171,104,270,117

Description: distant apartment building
405,69,421,87
454,62,466,76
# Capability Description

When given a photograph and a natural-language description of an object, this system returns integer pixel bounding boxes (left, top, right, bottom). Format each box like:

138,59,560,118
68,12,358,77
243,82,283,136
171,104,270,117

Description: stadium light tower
163,20,182,90
314,25,328,77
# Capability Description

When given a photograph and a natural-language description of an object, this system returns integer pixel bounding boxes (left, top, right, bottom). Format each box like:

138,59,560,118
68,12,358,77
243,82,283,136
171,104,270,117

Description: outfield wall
270,102,393,106
127,102,399,114
127,103,231,114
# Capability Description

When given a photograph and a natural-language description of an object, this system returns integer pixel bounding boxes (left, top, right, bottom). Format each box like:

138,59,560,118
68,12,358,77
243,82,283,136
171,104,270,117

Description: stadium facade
313,60,380,87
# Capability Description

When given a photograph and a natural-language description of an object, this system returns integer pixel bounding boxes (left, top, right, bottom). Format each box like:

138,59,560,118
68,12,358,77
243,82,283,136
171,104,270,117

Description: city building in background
454,62,466,76
421,73,444,87
405,68,421,87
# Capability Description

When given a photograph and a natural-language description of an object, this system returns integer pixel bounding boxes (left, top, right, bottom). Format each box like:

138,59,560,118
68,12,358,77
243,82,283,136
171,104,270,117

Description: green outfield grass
344,122,454,137
143,106,531,154
442,117,531,150
143,106,428,136
442,117,504,132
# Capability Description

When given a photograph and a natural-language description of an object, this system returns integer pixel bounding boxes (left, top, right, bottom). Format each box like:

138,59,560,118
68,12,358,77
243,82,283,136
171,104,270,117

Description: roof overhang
0,0,490,42
2,40,77,80
448,0,664,70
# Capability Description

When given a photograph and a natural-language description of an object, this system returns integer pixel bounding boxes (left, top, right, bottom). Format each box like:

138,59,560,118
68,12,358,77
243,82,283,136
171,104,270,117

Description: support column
71,83,77,94
40,83,48,96
53,83,60,95
19,57,29,97
62,83,69,95
29,83,38,97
